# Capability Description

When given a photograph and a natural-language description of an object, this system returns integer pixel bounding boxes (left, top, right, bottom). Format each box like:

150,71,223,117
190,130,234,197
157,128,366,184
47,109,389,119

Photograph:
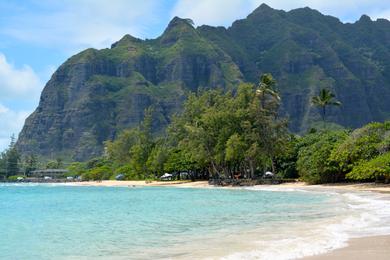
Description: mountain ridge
16,4,390,161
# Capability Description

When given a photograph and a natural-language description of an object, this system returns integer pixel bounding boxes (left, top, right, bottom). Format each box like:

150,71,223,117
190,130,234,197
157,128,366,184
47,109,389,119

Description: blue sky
1,0,389,151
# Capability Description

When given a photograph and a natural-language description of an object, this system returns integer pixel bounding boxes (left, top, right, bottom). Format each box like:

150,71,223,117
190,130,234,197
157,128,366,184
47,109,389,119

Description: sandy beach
69,180,211,188
71,179,390,193
68,180,390,259
304,235,390,260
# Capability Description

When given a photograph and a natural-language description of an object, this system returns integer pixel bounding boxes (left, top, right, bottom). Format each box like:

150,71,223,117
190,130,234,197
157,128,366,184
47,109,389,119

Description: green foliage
146,143,169,176
274,135,299,178
296,130,348,184
45,158,63,169
67,162,87,177
105,129,138,165
99,74,289,180
0,152,6,179
67,157,114,181
105,108,159,180
311,88,341,122
114,165,143,180
23,154,38,175
347,152,390,182
330,121,390,173
7,175,25,181
82,165,113,181
0,135,21,178
167,75,288,178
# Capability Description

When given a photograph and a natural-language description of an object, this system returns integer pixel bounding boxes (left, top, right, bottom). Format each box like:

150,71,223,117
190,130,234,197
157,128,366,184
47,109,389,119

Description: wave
223,189,390,260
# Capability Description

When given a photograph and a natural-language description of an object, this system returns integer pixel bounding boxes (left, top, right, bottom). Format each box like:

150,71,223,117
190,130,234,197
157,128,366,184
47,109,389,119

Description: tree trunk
249,160,255,179
271,157,276,173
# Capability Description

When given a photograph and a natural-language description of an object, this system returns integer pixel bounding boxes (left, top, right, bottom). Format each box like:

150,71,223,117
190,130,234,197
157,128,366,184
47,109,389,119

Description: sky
0,0,389,151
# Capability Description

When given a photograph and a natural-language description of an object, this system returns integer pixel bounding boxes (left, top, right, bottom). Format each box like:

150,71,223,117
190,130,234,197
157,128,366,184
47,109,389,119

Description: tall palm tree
311,88,341,122
256,73,280,109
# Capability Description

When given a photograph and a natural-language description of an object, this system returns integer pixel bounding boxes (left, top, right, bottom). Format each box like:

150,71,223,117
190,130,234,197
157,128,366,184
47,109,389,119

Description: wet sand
68,180,210,187
304,235,390,260
71,180,390,193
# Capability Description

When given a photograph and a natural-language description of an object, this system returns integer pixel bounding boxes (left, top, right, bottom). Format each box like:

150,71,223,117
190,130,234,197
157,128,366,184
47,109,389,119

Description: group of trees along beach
63,75,389,184
3,73,390,184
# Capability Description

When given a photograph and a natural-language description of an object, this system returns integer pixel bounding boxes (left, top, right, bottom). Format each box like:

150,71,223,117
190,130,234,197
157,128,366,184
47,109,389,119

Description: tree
99,74,288,180
256,73,280,110
346,152,390,183
104,107,156,180
330,121,390,175
45,158,63,169
167,74,288,178
0,152,6,179
5,135,21,177
24,154,38,176
296,130,348,184
311,88,341,122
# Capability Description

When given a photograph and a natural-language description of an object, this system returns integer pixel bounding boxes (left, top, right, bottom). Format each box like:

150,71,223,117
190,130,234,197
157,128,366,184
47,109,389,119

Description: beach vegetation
3,74,385,185
65,73,390,185
330,122,390,173
0,135,21,179
346,152,390,183
86,74,289,180
296,130,348,184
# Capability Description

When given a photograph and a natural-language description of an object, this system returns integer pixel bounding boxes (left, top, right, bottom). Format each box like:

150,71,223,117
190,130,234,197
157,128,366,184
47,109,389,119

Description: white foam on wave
245,186,311,193
0,182,74,187
223,189,390,260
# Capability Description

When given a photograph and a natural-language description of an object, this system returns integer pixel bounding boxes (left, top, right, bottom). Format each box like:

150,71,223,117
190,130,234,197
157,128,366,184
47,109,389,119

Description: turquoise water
0,184,389,259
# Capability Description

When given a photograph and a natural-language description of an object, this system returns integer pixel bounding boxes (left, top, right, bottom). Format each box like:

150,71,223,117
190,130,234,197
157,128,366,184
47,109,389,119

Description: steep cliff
17,17,242,161
17,5,390,160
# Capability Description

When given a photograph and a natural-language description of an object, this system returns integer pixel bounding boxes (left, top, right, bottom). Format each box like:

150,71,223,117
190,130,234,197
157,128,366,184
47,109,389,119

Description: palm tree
256,73,281,109
311,88,341,122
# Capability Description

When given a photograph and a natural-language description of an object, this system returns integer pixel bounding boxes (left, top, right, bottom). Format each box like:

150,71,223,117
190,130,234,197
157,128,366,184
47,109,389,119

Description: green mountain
17,4,390,161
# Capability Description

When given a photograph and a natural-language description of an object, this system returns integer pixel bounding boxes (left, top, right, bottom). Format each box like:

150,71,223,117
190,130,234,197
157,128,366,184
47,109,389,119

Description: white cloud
0,53,42,100
370,9,390,20
1,0,168,52
0,104,9,114
0,53,42,152
171,0,390,26
0,103,30,151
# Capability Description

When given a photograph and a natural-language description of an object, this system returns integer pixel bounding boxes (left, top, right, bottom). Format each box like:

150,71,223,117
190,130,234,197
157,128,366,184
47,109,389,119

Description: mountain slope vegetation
17,4,390,161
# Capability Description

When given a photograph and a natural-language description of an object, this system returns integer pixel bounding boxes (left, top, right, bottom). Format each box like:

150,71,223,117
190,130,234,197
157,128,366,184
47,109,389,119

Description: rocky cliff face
17,5,390,161
199,4,390,131
17,17,242,161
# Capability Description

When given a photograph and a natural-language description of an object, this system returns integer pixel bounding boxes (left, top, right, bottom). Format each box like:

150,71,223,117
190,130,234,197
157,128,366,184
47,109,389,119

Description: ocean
0,184,389,259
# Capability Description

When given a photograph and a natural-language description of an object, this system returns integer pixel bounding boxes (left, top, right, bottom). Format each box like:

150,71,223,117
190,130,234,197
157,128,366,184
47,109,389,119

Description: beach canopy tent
160,173,173,180
115,174,125,180
263,171,274,178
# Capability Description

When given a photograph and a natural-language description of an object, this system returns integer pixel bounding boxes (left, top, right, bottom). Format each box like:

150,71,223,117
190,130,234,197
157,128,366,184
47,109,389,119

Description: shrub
67,162,86,177
7,175,25,181
114,165,145,180
330,121,390,173
347,152,390,182
296,130,348,184
82,165,113,181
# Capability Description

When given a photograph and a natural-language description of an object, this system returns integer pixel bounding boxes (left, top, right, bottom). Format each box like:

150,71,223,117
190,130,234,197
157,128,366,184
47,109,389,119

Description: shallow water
0,184,389,259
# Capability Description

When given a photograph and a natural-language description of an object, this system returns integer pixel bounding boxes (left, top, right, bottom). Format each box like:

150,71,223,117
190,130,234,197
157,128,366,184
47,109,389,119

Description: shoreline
65,180,390,193
303,235,390,260
6,180,390,259
69,180,390,259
